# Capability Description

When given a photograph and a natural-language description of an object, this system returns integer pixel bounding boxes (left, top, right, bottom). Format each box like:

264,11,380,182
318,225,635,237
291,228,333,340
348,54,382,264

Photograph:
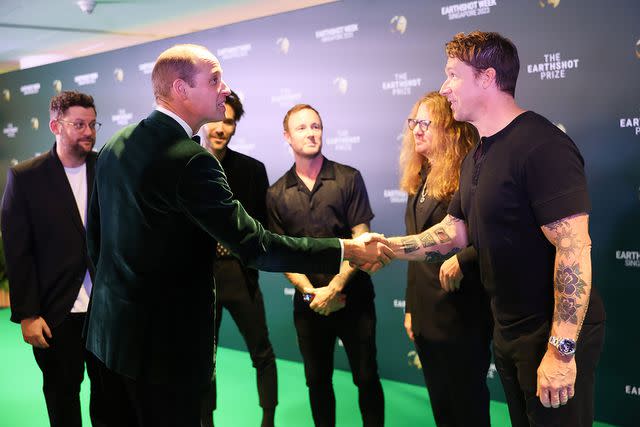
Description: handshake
341,232,395,273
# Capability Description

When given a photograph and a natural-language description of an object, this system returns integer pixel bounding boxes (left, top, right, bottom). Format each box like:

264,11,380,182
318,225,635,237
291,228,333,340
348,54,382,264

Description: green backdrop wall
1,1,638,425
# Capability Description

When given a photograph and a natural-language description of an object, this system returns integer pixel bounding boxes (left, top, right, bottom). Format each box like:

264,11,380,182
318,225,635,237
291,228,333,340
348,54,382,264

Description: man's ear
481,67,497,89
172,79,188,100
49,118,61,135
284,130,292,145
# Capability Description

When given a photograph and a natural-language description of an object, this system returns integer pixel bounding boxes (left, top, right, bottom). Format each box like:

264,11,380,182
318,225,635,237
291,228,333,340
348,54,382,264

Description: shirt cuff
339,239,344,263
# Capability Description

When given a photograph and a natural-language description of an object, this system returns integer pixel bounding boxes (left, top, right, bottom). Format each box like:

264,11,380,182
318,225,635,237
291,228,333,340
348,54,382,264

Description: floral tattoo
554,261,587,325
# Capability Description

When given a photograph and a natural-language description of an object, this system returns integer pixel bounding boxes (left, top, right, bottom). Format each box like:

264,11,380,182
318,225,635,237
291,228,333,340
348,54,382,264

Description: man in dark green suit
84,44,392,427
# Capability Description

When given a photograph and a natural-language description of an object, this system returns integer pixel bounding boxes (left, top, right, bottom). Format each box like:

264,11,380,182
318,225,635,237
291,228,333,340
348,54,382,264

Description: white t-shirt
64,163,92,313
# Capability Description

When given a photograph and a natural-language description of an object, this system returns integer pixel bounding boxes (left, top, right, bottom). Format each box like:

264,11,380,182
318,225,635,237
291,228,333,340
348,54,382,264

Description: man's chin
75,142,95,156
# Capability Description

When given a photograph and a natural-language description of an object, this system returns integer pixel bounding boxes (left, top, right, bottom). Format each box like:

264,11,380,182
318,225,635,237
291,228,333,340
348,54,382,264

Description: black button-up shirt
266,157,375,312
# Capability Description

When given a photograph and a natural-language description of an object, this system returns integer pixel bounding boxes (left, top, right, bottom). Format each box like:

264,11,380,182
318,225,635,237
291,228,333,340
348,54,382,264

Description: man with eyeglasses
1,90,103,426
198,91,278,427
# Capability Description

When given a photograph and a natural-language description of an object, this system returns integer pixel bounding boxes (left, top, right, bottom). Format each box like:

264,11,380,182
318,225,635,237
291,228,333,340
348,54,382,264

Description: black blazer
404,190,491,341
217,148,269,287
85,111,341,388
1,144,96,328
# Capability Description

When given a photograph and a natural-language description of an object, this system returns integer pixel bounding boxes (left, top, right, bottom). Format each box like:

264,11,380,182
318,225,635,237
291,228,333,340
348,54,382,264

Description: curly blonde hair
399,92,478,201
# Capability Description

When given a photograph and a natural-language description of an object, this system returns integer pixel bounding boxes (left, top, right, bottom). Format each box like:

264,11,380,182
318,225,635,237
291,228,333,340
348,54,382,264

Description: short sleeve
524,138,590,226
346,170,374,228
447,189,465,220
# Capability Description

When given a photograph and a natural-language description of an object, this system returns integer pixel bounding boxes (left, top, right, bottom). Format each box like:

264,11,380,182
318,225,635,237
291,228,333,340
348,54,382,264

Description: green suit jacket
85,110,340,388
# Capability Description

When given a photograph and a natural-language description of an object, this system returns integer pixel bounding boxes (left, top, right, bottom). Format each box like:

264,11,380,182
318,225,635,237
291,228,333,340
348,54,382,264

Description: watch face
558,338,576,355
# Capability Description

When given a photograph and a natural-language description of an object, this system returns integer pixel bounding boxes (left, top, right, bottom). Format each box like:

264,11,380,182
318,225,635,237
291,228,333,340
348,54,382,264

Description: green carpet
0,308,618,426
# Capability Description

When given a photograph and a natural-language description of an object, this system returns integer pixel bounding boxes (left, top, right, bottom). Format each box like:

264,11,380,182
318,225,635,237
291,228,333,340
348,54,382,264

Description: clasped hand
345,232,395,273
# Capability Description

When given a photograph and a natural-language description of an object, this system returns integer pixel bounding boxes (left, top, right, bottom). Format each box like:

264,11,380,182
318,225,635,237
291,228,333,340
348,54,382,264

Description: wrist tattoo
400,237,420,254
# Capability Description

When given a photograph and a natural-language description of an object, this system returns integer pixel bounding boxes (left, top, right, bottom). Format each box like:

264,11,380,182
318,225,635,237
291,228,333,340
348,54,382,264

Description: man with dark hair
199,91,278,427
267,104,384,427
387,31,605,426
1,90,102,426
84,44,391,427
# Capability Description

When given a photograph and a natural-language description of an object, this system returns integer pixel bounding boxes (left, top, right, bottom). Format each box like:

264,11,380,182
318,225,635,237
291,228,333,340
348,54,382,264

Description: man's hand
404,313,414,341
536,348,576,408
439,255,463,292
21,316,52,349
342,232,394,273
306,286,346,316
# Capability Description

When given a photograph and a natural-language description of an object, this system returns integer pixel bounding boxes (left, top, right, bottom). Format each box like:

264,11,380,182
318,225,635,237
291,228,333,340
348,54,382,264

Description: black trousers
294,303,384,427
201,259,277,426
413,330,492,427
32,312,102,427
494,320,605,427
88,353,204,427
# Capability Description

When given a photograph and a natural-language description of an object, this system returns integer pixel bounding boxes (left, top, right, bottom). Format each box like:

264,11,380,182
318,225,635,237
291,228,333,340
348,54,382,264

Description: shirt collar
285,156,335,188
155,106,194,137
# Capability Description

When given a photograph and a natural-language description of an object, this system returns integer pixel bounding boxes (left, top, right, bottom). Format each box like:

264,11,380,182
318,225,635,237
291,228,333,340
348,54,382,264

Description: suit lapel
46,144,87,236
86,151,96,199
406,192,418,234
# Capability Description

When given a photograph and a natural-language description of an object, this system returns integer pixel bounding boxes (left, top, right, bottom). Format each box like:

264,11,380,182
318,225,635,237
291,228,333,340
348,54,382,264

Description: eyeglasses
57,119,102,132
407,118,431,132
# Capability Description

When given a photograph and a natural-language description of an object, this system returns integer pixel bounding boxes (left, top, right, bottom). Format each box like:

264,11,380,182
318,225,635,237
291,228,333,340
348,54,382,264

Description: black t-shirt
449,111,605,336
266,157,375,312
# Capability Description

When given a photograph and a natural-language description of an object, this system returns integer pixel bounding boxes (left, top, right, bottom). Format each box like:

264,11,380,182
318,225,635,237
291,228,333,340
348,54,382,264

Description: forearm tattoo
400,237,420,254
554,261,587,325
433,227,452,243
443,215,462,226
546,218,581,257
425,248,461,263
419,232,436,248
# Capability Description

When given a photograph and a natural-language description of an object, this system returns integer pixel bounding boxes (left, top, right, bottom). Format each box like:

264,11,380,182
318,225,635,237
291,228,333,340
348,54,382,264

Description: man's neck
295,154,324,180
56,144,86,168
473,94,526,138
156,100,198,135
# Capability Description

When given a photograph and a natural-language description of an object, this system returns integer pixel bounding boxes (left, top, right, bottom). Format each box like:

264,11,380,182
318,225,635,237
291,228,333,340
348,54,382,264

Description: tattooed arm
536,212,592,409
388,214,468,262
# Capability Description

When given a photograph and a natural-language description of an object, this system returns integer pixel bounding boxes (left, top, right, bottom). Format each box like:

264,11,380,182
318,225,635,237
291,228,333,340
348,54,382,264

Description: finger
36,334,49,349
567,385,575,399
380,245,395,260
452,279,462,291
539,388,551,408
367,233,387,244
367,263,380,273
442,275,452,292
559,389,569,406
42,320,52,339
550,390,561,409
